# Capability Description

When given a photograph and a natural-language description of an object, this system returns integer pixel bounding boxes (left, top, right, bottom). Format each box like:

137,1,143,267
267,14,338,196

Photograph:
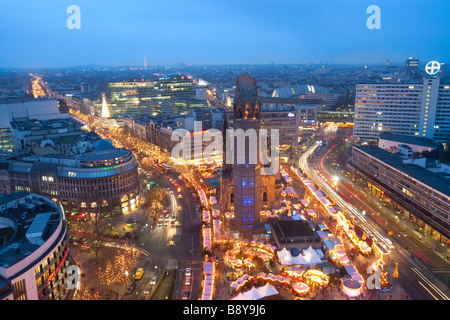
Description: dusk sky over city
1,0,450,308
1,0,450,68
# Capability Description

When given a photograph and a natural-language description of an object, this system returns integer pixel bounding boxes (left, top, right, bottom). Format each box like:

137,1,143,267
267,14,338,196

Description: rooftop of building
0,192,63,269
378,132,438,148
272,84,329,98
9,116,83,132
0,97,58,105
354,145,450,197
78,148,130,162
273,220,317,239
8,139,134,171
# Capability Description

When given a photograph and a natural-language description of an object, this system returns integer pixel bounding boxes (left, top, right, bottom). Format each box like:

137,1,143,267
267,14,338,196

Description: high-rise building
405,57,420,79
354,76,450,142
108,76,207,117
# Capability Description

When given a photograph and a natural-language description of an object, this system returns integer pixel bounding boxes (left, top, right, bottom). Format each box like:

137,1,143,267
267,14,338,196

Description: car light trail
299,144,395,251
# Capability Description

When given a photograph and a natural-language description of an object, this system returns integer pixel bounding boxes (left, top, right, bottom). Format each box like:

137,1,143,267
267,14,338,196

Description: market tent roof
302,246,322,264
203,262,214,275
327,207,336,213
316,230,329,240
323,239,335,251
257,283,279,297
292,281,310,293
344,264,364,283
230,293,248,300
232,284,279,300
244,287,264,300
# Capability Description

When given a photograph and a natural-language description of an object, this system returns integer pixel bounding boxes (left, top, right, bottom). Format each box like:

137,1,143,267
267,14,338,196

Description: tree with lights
114,246,141,285
145,186,167,222
75,288,101,300
97,260,119,296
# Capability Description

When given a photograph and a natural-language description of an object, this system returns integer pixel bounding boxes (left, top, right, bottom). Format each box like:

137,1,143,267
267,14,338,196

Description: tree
145,186,167,222
97,260,119,296
114,246,141,285
75,288,101,300
87,212,106,262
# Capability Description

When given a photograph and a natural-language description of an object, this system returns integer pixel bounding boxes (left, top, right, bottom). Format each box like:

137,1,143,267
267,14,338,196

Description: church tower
232,73,262,232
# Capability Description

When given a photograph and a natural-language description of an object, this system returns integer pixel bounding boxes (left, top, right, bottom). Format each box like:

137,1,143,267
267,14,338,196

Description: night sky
1,0,449,68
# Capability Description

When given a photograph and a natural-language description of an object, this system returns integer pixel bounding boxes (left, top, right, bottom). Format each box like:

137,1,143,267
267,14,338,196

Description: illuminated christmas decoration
101,93,111,118
393,263,399,279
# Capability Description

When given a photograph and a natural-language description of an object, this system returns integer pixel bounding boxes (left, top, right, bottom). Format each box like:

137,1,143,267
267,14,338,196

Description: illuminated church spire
101,93,111,118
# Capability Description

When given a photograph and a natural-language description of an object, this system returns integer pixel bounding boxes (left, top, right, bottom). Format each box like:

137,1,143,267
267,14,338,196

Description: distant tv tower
144,56,147,69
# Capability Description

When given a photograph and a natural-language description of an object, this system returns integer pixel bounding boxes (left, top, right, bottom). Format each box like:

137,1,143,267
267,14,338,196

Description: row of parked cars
182,268,191,300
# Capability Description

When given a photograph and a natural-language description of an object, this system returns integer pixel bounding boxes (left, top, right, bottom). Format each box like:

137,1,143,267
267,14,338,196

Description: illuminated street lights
332,175,339,187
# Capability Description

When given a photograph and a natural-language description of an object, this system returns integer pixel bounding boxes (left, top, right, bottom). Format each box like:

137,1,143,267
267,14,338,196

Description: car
134,268,144,280
164,220,169,226
185,268,191,277
182,290,190,300
184,277,190,286
150,275,157,285
126,282,136,294
144,284,152,295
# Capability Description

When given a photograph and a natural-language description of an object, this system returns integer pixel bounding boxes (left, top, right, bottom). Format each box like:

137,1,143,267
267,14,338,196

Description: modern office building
108,76,207,117
354,76,450,142
0,192,71,300
348,144,450,242
405,58,420,80
5,139,140,218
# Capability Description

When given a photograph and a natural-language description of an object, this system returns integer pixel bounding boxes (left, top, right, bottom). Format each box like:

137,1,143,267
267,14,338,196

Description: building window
12,280,26,300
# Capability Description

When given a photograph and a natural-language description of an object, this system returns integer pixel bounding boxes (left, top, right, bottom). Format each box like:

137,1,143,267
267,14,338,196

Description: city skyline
1,0,450,68
1,0,450,305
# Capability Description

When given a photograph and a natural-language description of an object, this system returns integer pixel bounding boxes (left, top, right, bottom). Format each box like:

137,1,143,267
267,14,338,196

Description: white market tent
303,246,323,265
277,246,322,266
230,283,279,300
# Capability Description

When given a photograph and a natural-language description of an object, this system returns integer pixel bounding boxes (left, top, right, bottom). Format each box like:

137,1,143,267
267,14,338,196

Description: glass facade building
108,76,207,117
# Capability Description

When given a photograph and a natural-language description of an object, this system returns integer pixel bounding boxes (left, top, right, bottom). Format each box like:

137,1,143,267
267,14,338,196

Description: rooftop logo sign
425,61,441,75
